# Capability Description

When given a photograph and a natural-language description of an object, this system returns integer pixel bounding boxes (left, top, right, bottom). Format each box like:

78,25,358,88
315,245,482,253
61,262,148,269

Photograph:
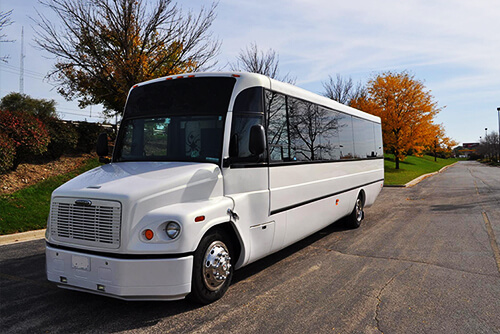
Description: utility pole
485,128,488,160
19,26,25,94
497,107,500,162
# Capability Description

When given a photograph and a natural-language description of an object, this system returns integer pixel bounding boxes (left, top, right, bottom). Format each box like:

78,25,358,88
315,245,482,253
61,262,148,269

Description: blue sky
1,0,499,145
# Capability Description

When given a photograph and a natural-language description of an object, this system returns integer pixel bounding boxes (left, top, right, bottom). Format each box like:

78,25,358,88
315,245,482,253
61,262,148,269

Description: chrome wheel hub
203,241,231,291
355,198,363,221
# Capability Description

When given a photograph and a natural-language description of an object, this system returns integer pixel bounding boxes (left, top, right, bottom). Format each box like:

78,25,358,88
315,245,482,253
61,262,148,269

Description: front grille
50,198,121,249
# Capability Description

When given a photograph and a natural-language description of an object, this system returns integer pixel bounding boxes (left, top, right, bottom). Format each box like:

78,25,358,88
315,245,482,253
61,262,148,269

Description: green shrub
0,131,15,173
0,109,50,170
75,121,104,153
44,118,79,159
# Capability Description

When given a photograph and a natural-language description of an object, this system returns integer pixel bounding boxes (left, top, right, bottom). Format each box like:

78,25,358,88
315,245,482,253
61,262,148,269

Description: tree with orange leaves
351,71,444,169
34,0,220,117
428,123,458,160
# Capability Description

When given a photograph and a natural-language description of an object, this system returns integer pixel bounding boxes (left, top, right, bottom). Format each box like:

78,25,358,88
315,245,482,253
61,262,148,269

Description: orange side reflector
195,216,205,222
144,229,154,240
232,74,241,77
336,199,340,206
132,85,138,88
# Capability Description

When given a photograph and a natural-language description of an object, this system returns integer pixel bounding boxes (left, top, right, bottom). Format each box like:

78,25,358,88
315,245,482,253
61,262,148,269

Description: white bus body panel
269,160,383,247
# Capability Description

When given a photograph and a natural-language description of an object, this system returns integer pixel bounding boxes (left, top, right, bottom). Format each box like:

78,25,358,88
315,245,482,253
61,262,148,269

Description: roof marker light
176,76,184,79
166,77,173,80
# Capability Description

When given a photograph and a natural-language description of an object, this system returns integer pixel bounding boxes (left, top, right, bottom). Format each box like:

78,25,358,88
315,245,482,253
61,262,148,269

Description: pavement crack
312,246,499,278
374,264,414,334
481,211,500,274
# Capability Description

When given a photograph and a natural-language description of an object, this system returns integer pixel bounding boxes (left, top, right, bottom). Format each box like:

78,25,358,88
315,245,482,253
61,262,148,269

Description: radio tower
19,26,25,94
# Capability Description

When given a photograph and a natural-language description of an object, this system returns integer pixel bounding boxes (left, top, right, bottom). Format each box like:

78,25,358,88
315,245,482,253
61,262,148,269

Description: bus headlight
165,221,181,239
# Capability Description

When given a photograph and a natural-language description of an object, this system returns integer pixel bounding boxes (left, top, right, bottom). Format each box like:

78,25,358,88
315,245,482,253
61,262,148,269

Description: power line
0,63,46,78
0,66,45,80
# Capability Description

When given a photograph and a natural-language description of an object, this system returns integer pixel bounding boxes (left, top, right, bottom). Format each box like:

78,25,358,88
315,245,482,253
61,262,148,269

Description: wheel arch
357,188,366,205
201,222,244,269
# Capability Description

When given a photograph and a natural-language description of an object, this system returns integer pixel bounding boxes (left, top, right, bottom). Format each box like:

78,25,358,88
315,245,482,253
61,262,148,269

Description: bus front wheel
189,231,234,304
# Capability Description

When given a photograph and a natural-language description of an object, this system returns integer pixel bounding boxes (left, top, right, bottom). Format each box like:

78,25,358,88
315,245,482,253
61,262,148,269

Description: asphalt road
1,161,499,334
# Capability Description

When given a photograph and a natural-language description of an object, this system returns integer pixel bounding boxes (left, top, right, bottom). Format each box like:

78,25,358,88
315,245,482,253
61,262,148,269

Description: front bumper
46,245,193,301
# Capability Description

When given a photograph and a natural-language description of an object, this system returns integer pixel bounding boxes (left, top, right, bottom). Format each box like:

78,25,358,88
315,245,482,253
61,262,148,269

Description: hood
53,161,223,204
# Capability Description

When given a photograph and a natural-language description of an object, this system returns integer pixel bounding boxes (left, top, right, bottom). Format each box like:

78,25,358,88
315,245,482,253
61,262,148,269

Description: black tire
346,195,364,229
189,230,234,304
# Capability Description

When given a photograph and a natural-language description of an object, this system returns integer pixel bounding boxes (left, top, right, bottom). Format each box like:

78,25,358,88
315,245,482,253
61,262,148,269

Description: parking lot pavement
1,161,499,333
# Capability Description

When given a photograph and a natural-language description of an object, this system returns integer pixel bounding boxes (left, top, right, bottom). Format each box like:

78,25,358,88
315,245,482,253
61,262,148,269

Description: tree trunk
395,156,400,169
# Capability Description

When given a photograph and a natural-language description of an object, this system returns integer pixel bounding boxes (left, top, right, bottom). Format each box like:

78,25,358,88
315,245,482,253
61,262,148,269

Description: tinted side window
337,114,354,159
352,117,376,158
374,123,383,157
266,91,290,161
316,109,341,161
288,98,312,161
233,87,264,113
229,114,264,161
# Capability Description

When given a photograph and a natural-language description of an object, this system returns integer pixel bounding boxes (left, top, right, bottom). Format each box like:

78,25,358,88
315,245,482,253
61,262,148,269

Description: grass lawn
0,157,102,235
384,154,460,186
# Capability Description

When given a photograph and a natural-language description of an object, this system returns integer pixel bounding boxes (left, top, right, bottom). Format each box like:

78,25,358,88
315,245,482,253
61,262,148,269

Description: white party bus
45,72,384,304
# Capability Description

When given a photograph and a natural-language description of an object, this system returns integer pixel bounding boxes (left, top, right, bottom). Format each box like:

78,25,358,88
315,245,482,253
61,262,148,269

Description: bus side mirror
96,132,110,163
249,124,266,156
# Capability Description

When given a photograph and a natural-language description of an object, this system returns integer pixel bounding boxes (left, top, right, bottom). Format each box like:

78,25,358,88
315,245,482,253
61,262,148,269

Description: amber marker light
232,74,240,77
144,229,154,240
336,199,340,206
195,215,205,222
166,77,173,80
176,76,184,79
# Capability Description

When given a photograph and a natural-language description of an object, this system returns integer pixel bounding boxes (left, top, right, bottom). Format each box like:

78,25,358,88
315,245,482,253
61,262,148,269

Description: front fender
124,196,247,256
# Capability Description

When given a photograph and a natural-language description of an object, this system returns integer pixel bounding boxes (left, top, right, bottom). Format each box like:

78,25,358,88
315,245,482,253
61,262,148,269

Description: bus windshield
115,76,236,164
115,115,225,164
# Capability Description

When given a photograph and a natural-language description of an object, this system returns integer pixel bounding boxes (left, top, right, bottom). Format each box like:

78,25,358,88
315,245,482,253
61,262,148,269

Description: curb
385,162,458,188
0,229,46,246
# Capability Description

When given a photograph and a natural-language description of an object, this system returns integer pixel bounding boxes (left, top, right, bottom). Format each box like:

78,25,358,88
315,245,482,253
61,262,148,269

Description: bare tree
322,74,366,106
230,42,295,84
33,0,221,117
478,131,500,162
0,10,14,63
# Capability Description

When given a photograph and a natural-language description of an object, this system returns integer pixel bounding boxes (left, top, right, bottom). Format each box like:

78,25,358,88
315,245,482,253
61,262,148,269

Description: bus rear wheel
189,231,233,304
347,195,364,229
